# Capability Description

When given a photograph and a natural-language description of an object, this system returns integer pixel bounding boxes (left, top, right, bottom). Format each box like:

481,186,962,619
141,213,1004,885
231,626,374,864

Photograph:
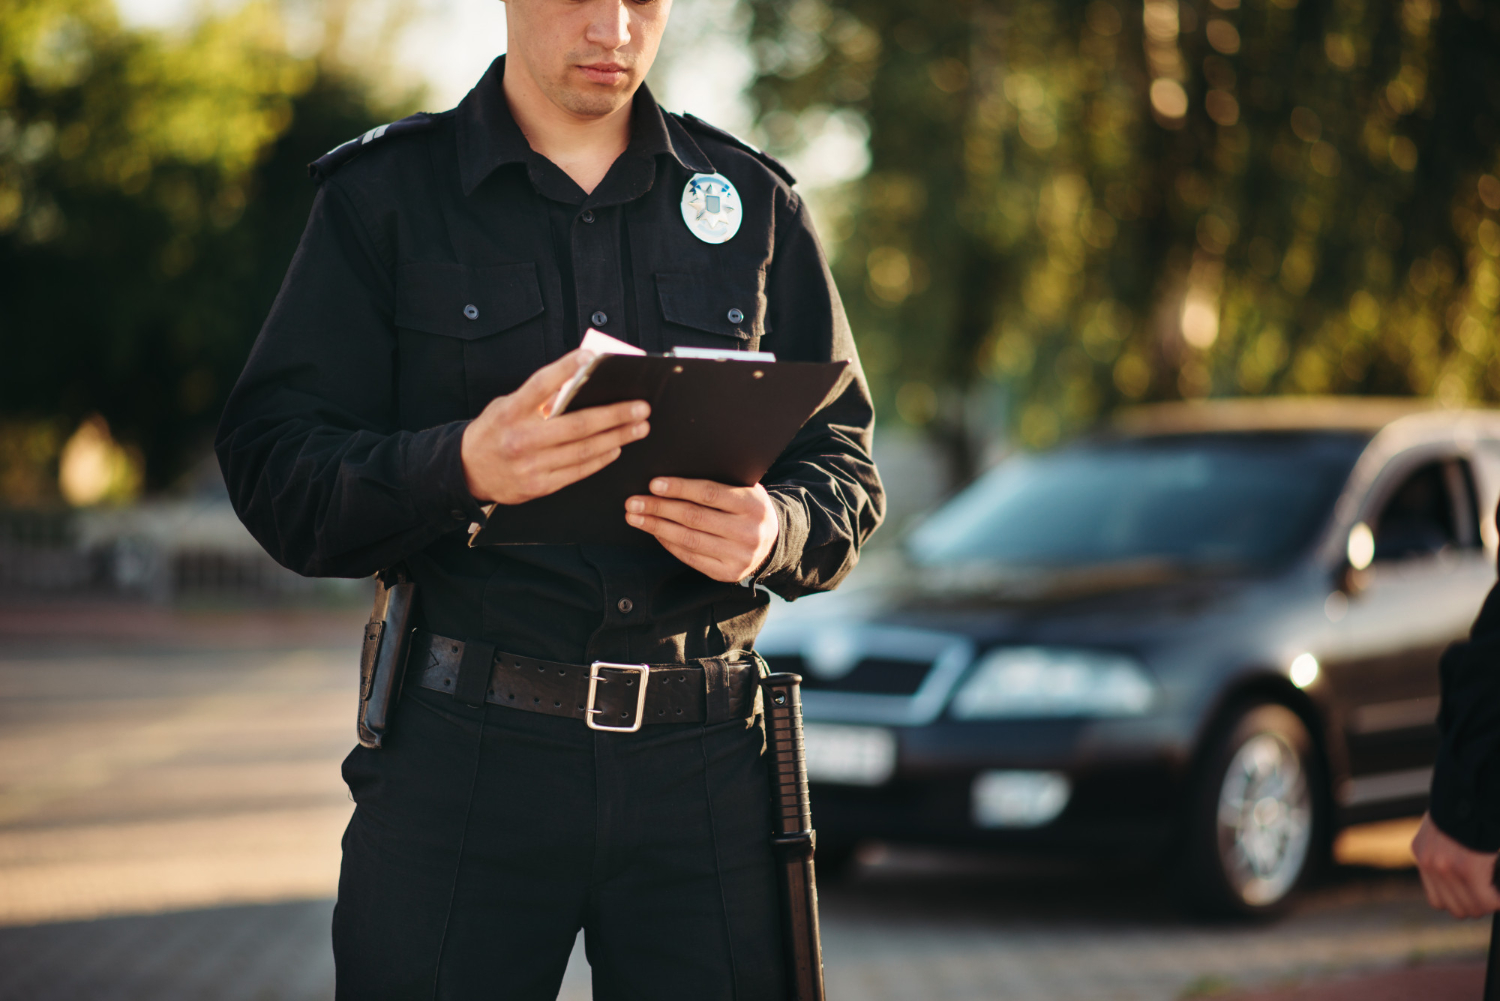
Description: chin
554,86,632,118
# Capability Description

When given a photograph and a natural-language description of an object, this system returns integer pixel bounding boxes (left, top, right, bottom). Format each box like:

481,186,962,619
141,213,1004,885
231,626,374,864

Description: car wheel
1182,702,1324,918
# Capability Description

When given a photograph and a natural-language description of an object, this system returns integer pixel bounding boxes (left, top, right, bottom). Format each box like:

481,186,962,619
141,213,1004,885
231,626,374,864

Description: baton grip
763,672,813,837
760,672,825,1001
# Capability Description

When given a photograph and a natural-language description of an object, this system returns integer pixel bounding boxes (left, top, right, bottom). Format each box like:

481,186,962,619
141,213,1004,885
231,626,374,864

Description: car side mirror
1338,522,1375,596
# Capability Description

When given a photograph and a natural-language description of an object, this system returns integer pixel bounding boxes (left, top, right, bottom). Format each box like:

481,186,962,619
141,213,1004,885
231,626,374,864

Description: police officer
215,1,882,997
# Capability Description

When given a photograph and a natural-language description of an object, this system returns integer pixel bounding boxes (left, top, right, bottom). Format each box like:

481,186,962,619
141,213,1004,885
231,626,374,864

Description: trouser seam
428,705,488,1000
699,726,742,999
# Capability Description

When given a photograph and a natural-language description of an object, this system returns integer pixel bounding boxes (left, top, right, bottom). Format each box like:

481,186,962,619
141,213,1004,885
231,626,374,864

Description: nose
584,0,632,51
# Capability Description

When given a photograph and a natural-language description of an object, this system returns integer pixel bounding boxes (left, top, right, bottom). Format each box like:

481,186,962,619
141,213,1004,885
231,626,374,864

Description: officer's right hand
461,349,649,505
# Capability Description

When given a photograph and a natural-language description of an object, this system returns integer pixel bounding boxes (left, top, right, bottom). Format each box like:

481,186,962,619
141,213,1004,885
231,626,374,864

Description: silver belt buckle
585,661,651,732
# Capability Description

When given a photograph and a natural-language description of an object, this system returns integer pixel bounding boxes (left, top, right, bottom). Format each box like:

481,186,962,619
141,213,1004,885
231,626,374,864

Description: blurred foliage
746,0,1500,466
0,0,399,498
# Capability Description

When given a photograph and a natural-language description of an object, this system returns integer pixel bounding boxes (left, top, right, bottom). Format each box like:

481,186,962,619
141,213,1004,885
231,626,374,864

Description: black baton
760,671,826,1001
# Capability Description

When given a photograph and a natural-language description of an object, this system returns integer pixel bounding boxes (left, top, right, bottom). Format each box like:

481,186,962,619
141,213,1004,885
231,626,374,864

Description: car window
907,432,1368,571
1372,459,1480,561
1448,459,1482,548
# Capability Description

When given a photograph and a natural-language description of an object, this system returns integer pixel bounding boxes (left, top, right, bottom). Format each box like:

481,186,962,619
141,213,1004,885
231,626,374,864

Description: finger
530,446,625,496
654,537,735,581
494,403,644,462
1445,879,1483,919
1464,861,1500,914
536,420,650,473
627,511,727,558
648,476,750,513
533,400,650,447
512,349,597,413
625,495,741,538
1419,872,1443,910
1426,872,1466,916
1478,880,1500,914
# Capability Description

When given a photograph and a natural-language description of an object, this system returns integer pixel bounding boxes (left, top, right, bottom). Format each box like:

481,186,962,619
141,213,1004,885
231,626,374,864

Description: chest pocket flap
396,262,544,340
656,272,765,342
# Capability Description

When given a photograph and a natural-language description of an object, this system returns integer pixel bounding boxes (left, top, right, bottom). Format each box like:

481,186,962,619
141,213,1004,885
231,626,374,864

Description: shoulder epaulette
307,110,451,183
674,112,797,186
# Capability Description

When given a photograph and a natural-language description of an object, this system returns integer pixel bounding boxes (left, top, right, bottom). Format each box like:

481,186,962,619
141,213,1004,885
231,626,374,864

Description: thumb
512,349,596,414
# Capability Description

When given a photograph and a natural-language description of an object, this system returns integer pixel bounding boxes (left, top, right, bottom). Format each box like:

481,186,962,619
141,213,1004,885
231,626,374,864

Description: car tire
1181,702,1325,918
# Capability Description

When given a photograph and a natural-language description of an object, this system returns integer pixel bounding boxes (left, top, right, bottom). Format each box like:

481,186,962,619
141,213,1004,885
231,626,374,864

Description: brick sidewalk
0,618,1489,1000
1222,961,1484,1000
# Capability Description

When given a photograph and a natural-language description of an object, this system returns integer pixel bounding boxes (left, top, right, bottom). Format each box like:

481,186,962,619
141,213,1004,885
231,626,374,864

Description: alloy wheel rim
1214,730,1312,906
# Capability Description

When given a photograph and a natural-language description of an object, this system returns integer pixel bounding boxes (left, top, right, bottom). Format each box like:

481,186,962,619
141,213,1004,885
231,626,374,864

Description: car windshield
908,432,1368,570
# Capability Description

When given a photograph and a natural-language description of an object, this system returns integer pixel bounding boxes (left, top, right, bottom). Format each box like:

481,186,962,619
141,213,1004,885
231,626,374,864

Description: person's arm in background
1414,560,1500,918
216,179,645,578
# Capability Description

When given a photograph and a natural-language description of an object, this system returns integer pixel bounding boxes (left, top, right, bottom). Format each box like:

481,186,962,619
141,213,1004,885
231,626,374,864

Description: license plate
802,723,896,786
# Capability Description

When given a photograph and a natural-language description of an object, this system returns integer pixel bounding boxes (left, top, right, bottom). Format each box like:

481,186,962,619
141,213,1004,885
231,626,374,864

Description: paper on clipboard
548,329,644,417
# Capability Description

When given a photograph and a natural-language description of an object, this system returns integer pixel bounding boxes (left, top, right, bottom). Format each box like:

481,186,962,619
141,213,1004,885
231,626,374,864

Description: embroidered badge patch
680,173,742,245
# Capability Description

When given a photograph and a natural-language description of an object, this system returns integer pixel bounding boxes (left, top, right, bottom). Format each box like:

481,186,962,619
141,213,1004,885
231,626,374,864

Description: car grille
762,654,935,696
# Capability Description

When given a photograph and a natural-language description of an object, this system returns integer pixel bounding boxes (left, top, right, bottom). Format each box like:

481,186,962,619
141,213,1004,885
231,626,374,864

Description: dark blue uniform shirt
215,56,884,666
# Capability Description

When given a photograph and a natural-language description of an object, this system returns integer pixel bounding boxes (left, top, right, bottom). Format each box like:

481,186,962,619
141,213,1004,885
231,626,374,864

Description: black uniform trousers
332,683,785,1000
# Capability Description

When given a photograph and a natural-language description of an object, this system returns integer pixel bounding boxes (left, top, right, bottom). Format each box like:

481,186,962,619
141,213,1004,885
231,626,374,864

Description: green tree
747,0,1500,474
0,0,398,497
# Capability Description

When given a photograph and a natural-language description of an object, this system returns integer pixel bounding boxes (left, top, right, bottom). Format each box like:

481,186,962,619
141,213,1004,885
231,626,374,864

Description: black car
756,398,1500,915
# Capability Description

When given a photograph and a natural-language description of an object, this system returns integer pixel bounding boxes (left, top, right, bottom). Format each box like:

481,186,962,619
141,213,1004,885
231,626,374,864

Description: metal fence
0,502,364,604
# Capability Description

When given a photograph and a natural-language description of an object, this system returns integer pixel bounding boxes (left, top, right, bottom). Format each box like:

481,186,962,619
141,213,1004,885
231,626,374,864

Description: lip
578,62,629,84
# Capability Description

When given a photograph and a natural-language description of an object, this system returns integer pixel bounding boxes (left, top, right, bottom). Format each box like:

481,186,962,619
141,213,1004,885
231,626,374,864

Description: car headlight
951,646,1155,719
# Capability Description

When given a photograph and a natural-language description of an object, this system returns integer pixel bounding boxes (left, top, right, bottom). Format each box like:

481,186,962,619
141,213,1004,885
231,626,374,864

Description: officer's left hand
1412,811,1500,918
625,478,779,582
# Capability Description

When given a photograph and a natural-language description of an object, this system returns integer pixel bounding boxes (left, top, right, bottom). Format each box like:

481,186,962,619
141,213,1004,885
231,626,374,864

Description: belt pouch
455,640,495,708
358,576,417,749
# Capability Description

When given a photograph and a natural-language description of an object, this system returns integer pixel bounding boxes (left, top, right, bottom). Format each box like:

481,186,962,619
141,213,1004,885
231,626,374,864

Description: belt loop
702,657,732,724
455,639,495,708
751,650,770,718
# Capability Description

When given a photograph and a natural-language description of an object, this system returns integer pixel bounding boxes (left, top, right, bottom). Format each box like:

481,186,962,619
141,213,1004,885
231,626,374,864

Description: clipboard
468,353,850,546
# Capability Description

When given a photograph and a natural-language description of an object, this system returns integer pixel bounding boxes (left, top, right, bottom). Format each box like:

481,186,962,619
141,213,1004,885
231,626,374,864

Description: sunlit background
3,0,1500,997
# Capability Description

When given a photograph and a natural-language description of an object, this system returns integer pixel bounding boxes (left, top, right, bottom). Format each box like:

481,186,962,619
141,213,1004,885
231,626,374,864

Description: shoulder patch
673,113,796,187
307,110,451,183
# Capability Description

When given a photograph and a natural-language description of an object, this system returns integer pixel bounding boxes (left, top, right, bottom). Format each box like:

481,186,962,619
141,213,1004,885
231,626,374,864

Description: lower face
509,0,670,118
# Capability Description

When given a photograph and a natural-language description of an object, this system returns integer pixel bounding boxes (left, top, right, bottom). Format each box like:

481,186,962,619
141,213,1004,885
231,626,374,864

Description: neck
502,57,634,196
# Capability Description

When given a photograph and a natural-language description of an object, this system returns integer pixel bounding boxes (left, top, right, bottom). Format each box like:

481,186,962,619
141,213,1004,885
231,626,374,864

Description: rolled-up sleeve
754,188,885,600
215,180,483,578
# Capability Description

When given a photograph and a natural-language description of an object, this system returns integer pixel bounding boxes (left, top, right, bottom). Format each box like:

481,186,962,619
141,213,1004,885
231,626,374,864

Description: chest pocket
394,262,546,426
655,272,766,353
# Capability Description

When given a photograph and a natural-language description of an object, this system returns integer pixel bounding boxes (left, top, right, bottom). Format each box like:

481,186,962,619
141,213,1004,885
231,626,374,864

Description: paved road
0,606,1487,1001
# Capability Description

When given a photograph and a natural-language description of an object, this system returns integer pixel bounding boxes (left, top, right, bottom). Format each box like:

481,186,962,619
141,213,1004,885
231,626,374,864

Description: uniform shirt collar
457,54,714,201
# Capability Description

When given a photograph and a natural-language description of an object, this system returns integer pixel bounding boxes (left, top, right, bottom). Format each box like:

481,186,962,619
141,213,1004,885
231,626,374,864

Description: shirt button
591,311,608,327
617,597,634,614
727,308,744,324
581,209,595,223
450,509,466,521
463,304,479,320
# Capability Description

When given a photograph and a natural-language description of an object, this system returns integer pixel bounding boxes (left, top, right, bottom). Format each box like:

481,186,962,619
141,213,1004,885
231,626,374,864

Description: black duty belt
410,629,760,732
